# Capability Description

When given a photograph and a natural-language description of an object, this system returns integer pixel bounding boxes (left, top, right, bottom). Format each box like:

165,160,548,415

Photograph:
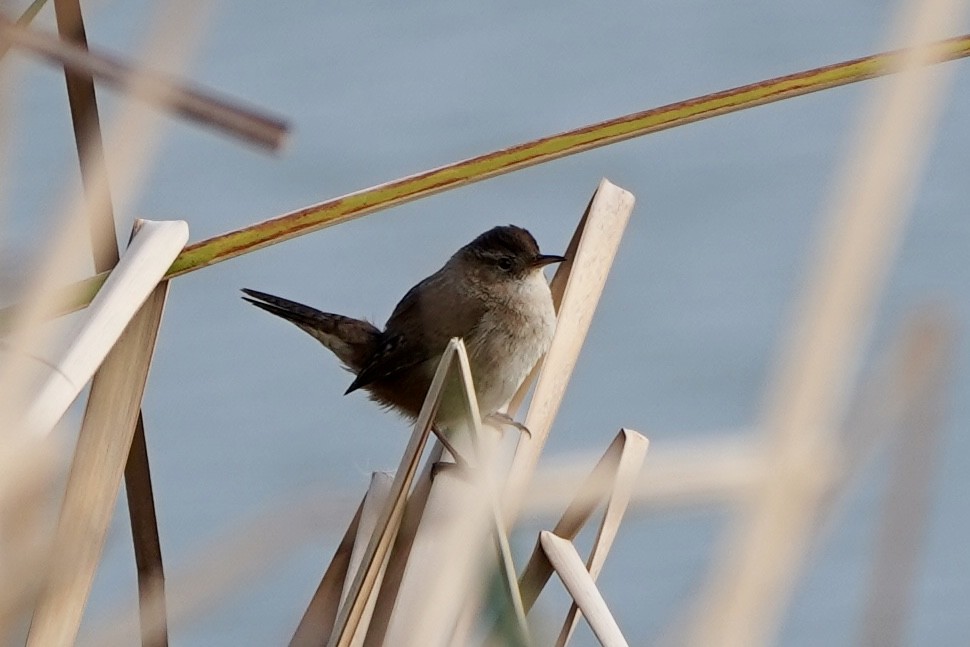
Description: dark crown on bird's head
460,225,540,261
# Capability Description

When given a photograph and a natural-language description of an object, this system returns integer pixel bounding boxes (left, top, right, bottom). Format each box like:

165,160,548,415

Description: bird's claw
485,412,532,437
429,424,474,480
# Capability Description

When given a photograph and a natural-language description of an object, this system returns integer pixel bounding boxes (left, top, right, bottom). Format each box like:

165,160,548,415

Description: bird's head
454,225,566,286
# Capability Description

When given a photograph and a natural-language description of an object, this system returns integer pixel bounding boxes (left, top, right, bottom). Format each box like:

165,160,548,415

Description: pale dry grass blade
505,191,592,418
360,448,442,647
856,316,953,647
85,489,359,647
0,0,207,440
0,17,288,150
341,473,395,605
27,279,169,647
518,429,648,613
555,430,648,647
327,340,463,647
54,1,173,629
0,436,58,644
487,503,532,647
290,497,365,647
383,341,530,647
387,469,492,647
455,349,531,647
17,220,187,436
683,0,965,642
342,473,394,647
502,179,635,527
539,532,629,647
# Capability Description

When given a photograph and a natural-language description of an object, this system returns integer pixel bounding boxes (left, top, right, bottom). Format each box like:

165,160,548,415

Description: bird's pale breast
463,269,557,420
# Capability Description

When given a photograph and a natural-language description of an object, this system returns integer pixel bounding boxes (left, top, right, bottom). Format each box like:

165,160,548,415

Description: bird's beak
530,254,567,268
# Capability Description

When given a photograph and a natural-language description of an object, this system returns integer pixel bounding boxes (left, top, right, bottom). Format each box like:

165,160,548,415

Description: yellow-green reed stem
5,33,970,324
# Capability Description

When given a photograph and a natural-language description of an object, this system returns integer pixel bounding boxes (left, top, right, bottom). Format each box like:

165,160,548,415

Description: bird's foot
485,412,532,437
429,425,473,480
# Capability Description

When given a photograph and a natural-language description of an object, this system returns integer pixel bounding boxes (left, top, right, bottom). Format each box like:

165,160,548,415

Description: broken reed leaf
539,532,630,647
381,342,531,647
0,17,289,150
11,221,187,435
326,340,463,647
50,3,170,637
502,180,634,528
554,430,647,647
498,428,645,647
3,31,969,330
26,283,168,647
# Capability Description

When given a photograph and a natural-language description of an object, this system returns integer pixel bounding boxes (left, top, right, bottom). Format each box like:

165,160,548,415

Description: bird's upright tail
241,288,380,373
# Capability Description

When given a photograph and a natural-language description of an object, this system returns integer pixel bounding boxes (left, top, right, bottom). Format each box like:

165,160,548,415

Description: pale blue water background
5,1,970,645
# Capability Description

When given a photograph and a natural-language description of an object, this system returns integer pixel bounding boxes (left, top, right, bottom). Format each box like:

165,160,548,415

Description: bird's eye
497,257,514,271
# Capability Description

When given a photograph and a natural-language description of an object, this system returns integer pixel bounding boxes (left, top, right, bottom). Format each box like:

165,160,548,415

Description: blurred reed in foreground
0,0,964,644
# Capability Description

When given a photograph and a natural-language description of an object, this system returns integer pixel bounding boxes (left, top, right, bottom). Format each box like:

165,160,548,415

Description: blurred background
3,0,968,644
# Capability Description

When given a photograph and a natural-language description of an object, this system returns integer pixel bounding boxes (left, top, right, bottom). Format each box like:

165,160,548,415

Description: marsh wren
242,225,564,438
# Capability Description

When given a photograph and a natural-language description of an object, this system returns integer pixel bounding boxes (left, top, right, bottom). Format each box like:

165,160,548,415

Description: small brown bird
242,225,564,437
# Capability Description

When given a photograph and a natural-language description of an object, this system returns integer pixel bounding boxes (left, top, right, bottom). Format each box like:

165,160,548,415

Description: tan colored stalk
539,532,629,647
856,316,953,646
683,0,964,642
19,220,187,436
0,18,288,149
326,339,465,647
502,179,635,527
27,281,169,646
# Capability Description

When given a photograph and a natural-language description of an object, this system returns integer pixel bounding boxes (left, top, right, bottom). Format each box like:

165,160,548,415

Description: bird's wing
345,271,485,394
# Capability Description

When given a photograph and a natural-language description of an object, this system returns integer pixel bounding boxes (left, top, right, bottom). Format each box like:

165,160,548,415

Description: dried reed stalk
1,6,208,645
53,2,170,641
517,429,648,613
378,340,527,647
19,220,187,436
0,0,208,437
383,469,497,647
326,339,466,647
341,473,394,647
856,315,953,646
27,279,169,646
683,0,964,641
360,447,442,647
502,179,634,527
553,430,646,647
0,17,288,150
539,532,629,647
0,435,58,644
